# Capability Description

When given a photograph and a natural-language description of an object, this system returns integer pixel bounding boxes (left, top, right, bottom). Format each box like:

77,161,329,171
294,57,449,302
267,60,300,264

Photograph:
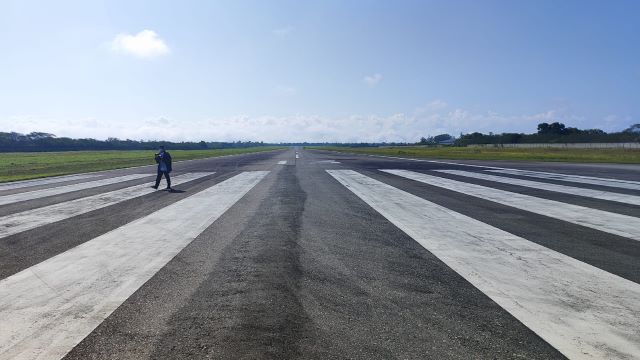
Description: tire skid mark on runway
382,169,640,241
487,169,640,191
0,172,214,239
0,174,151,206
146,166,310,359
436,169,640,206
327,169,640,360
0,171,268,360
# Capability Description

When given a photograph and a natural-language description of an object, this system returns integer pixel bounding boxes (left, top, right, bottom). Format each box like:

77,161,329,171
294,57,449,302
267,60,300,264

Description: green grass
307,146,640,164
0,147,284,183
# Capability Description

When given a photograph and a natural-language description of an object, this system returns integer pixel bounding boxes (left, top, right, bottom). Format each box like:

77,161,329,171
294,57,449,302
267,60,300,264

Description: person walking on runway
152,145,172,191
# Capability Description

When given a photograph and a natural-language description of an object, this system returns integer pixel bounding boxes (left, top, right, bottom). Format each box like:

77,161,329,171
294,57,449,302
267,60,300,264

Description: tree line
435,123,640,146
2,122,638,151
0,132,268,152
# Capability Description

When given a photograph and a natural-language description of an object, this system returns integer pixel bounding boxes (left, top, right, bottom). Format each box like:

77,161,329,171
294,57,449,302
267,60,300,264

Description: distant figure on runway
152,146,172,190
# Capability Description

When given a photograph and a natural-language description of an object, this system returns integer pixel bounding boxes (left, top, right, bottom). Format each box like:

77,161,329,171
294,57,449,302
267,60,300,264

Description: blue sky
0,0,638,142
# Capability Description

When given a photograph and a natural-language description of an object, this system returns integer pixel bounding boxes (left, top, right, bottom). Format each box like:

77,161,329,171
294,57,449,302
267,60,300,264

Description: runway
0,148,638,359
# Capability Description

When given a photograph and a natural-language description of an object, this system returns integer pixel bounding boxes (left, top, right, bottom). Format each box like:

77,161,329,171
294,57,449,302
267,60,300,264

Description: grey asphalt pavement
1,148,639,359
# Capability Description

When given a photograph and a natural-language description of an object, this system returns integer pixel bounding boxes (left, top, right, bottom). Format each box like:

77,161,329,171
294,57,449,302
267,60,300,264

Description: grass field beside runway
308,146,640,164
0,147,283,182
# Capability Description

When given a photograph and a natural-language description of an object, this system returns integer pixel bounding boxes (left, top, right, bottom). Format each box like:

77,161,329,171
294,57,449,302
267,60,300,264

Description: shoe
166,187,173,191
151,185,158,190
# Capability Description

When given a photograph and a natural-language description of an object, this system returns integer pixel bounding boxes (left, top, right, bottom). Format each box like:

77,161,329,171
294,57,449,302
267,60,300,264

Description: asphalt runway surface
1,148,639,360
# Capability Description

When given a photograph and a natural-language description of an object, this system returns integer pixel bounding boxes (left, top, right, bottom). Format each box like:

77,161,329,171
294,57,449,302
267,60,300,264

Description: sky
0,0,638,143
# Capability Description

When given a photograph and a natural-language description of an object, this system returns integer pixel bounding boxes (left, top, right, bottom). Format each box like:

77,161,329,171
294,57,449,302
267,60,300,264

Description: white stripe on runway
487,169,640,191
0,174,151,206
277,160,287,165
436,169,640,206
0,174,102,192
0,172,213,239
382,169,640,241
327,170,640,360
0,171,268,360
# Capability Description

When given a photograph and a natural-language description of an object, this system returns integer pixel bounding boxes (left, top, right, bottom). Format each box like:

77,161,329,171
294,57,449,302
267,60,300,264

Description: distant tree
0,131,272,152
537,122,566,135
456,122,640,146
624,124,640,133
537,122,550,134
433,134,453,142
549,122,566,135
419,137,429,144
26,132,55,140
499,133,523,143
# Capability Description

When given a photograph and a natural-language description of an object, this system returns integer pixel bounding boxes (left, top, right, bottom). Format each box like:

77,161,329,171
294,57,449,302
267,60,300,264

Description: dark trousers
155,171,171,188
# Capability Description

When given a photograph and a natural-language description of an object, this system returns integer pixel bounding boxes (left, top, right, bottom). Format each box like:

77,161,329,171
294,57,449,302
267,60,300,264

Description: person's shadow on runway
167,189,185,193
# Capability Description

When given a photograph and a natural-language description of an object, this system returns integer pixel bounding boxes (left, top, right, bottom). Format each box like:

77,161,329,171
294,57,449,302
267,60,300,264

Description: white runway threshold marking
436,169,640,206
0,172,214,239
278,160,287,165
327,170,640,360
0,174,151,206
0,171,268,360
314,160,341,164
0,174,101,192
487,169,640,191
382,169,640,241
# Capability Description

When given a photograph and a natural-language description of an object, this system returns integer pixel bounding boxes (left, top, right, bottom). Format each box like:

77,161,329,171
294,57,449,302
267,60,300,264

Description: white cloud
111,30,169,59
601,114,636,132
363,73,382,87
1,105,598,144
8,98,631,143
273,26,293,36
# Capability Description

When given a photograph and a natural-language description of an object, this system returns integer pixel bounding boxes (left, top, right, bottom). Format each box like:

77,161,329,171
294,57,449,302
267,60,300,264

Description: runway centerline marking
0,171,269,360
382,169,640,241
277,160,287,165
327,169,640,360
0,174,151,206
436,169,640,206
0,172,214,239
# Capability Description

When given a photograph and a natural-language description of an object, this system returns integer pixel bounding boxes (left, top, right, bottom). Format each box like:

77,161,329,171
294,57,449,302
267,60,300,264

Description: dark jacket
155,151,172,173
